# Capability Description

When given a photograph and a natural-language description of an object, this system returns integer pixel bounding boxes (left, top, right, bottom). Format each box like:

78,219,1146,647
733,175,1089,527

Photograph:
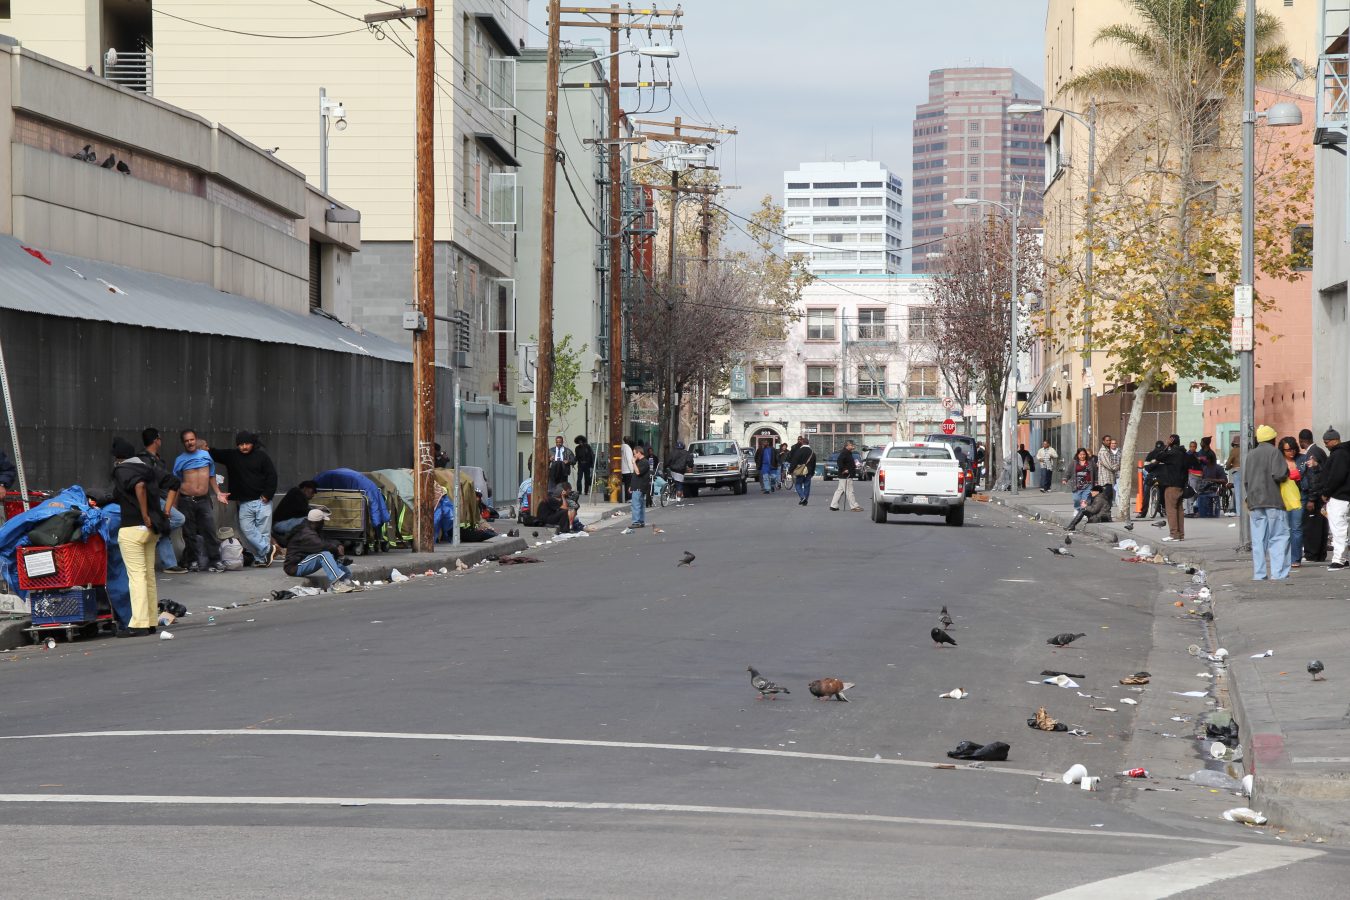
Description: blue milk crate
30,587,100,625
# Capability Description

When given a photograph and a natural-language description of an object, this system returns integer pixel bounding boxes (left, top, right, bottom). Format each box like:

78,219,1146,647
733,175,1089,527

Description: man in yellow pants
112,437,173,636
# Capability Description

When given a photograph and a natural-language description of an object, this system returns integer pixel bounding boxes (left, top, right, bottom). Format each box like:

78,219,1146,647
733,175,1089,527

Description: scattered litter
1173,691,1208,698
1120,767,1149,778
1080,776,1100,791
1043,675,1080,688
1196,673,1214,679
947,740,1010,761
439,567,449,574
1118,698,1138,705
1119,672,1151,685
1062,764,1088,785
499,556,540,565
1209,648,1230,661
1144,787,1180,792
653,528,665,534
1041,670,1085,678
1242,774,1254,796
1028,706,1068,732
1251,650,1273,659
207,616,216,625
1211,742,1232,760
245,619,255,623
621,528,634,535
1223,807,1268,826
1068,728,1090,737
1189,770,1242,791
454,560,469,572
159,630,174,640
207,605,225,611
45,638,56,649
938,688,968,700
389,569,410,583
1170,716,1190,722
1116,539,1139,551
158,613,176,627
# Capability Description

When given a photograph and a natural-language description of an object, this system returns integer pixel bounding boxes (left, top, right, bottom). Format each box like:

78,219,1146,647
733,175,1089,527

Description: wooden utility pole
533,0,563,514
557,5,682,500
365,5,435,551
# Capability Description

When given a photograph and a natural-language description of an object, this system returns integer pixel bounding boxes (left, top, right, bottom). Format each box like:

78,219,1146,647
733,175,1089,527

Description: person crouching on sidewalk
283,508,360,592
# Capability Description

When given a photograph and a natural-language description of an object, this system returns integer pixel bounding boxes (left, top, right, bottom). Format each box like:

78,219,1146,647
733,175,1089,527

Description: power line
155,8,369,39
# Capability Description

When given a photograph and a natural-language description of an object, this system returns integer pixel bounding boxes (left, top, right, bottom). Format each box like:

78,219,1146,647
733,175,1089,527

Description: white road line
1038,844,1321,899
0,793,1252,848
0,728,1049,778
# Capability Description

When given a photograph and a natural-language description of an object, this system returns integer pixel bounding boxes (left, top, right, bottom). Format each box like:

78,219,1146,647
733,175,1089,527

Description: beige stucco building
4,0,529,406
1038,0,1318,456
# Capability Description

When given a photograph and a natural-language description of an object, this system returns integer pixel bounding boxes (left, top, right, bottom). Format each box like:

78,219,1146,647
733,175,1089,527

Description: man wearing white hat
282,508,360,592
1243,424,1291,581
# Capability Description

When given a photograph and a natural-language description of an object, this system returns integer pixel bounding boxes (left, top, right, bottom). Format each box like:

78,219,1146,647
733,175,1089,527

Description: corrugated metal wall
0,310,456,491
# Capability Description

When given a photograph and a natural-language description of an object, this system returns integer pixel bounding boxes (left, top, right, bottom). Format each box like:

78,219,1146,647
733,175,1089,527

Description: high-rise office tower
783,161,904,276
911,68,1045,274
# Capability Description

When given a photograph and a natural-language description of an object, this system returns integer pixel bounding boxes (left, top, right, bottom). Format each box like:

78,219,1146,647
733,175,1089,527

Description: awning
0,235,410,362
475,132,521,168
474,13,520,57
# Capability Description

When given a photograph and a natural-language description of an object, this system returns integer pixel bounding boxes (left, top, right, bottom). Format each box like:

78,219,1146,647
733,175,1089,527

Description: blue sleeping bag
312,468,390,529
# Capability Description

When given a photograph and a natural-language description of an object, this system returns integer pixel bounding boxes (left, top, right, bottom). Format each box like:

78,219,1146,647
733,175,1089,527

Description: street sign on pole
1231,315,1254,352
941,419,957,435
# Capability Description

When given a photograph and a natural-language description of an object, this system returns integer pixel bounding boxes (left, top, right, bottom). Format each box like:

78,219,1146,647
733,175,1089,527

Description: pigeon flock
71,145,131,175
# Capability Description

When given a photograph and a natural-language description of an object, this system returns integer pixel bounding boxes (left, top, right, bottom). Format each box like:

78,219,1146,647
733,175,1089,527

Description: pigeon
1124,522,1134,531
939,605,953,629
932,627,957,648
808,677,854,701
100,153,116,169
747,666,790,699
1047,632,1086,647
1309,659,1325,681
1047,547,1074,557
116,159,131,175
71,144,96,162
678,551,695,567
532,531,540,538
1064,535,1072,546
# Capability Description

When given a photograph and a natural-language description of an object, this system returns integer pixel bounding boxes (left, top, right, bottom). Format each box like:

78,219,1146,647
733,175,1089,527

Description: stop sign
941,418,957,435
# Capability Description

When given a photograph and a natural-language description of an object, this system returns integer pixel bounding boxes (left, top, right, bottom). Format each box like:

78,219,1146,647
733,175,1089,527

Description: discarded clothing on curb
499,556,540,565
947,740,1010,762
1223,807,1267,825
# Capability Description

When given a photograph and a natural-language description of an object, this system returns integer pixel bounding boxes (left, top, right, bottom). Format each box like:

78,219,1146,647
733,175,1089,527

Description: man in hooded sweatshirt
1319,427,1350,570
206,431,278,567
1243,424,1291,581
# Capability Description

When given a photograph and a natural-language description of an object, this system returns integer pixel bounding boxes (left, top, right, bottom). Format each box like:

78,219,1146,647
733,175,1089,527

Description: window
806,308,837,340
907,365,940,397
910,307,938,340
968,121,981,132
968,172,980,183
488,171,517,226
1197,98,1222,146
859,196,883,207
752,365,783,397
815,197,857,207
860,181,883,188
969,154,980,167
1291,225,1313,270
857,367,886,396
968,137,981,149
814,181,858,189
806,366,837,397
856,308,887,339
488,57,516,117
787,182,810,189
787,198,810,208
0,2,10,18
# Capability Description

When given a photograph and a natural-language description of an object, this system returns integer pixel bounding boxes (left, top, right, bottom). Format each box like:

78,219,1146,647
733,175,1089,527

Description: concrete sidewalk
998,487,1350,842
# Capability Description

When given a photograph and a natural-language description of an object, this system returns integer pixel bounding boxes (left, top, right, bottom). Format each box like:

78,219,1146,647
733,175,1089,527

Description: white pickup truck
871,441,967,526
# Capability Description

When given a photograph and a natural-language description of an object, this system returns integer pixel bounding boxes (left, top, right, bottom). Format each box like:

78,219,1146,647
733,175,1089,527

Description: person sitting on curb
282,508,361,592
1065,484,1113,531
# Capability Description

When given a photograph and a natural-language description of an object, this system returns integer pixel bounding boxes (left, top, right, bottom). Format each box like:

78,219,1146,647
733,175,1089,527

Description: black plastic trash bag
947,740,1011,761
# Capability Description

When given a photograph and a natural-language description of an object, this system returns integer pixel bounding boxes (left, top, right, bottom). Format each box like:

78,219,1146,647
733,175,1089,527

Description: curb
997,493,1345,840
304,537,529,588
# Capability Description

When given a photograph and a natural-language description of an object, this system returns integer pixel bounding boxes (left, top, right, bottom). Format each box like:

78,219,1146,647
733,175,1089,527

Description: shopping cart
309,489,373,555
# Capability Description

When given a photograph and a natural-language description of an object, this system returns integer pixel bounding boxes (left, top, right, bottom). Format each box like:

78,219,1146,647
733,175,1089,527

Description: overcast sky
526,0,1045,240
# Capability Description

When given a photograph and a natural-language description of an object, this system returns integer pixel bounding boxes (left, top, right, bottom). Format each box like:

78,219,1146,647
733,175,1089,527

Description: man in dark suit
546,435,575,488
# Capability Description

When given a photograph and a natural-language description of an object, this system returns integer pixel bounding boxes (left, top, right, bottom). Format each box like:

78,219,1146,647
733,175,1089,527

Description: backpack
26,510,84,546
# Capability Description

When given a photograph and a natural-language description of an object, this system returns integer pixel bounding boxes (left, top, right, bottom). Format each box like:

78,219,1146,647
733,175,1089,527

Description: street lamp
1009,101,1097,452
1238,0,1305,549
953,194,1022,494
319,87,347,196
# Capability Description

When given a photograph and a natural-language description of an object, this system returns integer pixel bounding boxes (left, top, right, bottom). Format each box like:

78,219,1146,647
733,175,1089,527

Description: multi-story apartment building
514,47,609,474
1313,1,1350,429
1041,0,1319,457
783,161,904,276
0,0,530,492
911,67,1045,275
727,275,967,456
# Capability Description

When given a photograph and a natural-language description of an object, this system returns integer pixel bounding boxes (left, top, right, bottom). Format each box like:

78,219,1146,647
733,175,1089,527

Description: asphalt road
0,482,1345,898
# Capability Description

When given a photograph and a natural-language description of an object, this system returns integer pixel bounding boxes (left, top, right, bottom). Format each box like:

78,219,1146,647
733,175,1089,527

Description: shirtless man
173,429,226,573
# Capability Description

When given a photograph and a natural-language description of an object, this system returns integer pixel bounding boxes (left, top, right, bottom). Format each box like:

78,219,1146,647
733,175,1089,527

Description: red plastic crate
17,535,107,590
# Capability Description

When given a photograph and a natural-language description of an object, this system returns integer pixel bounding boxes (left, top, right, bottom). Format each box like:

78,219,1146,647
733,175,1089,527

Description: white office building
783,161,905,275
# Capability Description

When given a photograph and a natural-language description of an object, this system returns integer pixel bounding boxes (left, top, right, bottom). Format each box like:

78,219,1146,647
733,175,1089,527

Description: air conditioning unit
518,419,533,434
453,350,472,369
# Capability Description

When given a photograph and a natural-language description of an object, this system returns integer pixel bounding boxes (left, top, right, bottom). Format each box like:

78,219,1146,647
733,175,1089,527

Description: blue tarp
312,468,390,529
0,486,130,625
